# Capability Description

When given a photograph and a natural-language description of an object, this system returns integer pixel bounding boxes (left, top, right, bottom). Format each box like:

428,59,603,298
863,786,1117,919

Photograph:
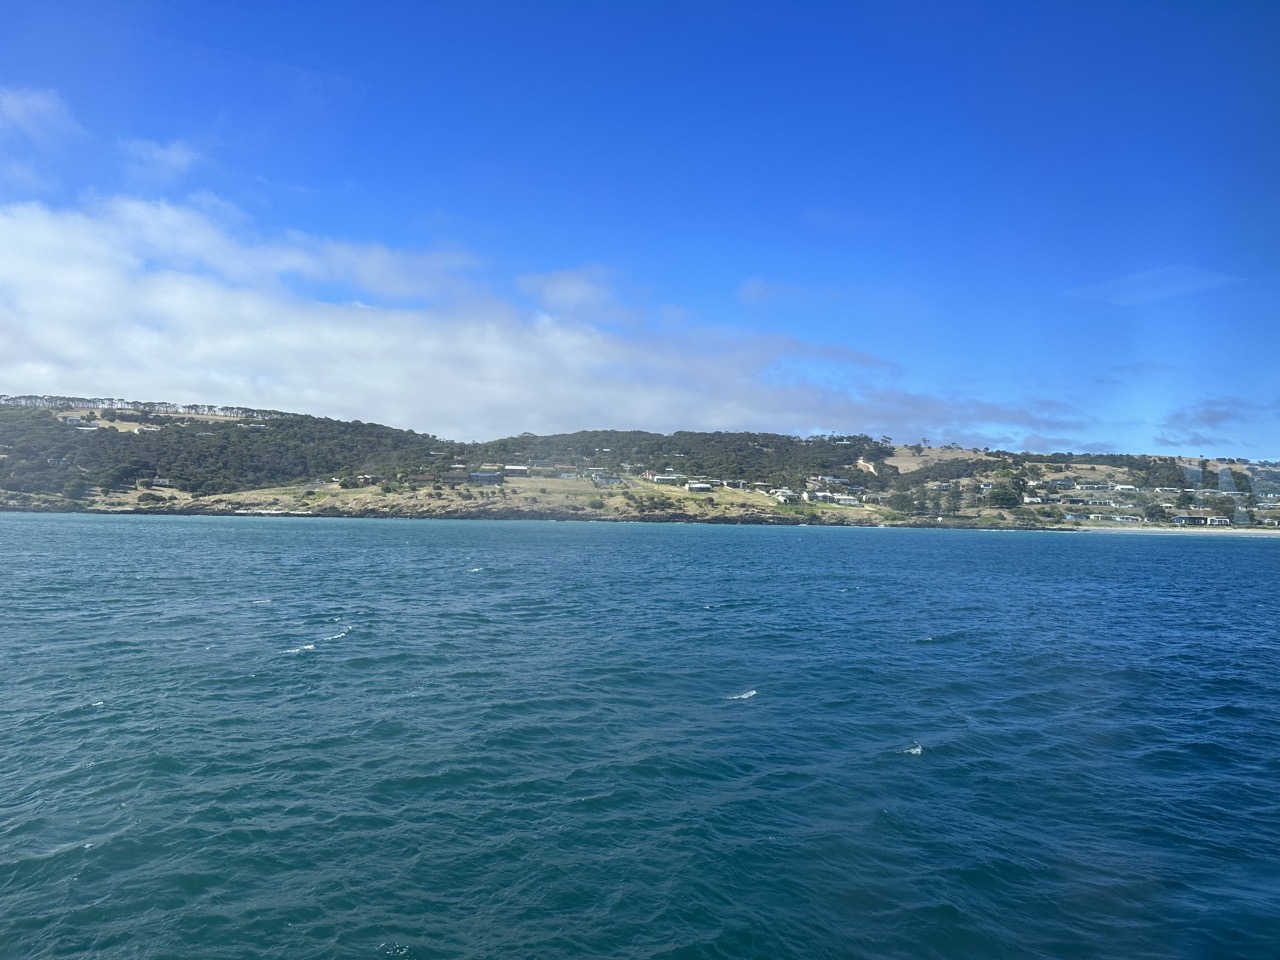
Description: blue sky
1,1,1277,455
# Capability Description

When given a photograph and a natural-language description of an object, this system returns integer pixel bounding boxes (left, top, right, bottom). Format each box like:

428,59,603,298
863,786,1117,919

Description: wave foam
902,743,922,756
727,689,757,700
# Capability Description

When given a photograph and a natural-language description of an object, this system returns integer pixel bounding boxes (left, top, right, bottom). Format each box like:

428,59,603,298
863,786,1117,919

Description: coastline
4,498,1278,536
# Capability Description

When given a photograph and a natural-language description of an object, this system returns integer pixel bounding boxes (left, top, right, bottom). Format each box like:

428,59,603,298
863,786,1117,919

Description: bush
587,498,605,509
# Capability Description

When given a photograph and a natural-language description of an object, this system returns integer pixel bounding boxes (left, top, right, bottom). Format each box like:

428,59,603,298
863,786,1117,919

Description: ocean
2,514,1278,959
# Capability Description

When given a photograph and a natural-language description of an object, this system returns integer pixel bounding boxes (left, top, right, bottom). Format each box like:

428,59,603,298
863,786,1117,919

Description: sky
0,0,1277,455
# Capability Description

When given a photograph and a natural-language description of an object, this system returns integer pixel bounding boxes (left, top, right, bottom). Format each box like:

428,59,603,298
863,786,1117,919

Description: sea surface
2,514,1278,959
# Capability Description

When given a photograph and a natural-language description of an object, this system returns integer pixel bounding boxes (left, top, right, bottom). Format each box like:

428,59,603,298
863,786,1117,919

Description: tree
1144,503,1170,522
887,491,915,513
987,485,1021,509
1205,495,1238,517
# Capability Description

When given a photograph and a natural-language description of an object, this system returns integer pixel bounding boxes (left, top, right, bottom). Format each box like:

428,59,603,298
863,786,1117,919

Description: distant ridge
0,394,291,420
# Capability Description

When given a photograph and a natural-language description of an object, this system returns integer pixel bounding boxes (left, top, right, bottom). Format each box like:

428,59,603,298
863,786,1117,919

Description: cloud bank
0,193,1090,445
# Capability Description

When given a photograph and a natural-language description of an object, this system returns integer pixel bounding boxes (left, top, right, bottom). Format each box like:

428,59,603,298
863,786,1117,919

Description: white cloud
0,87,82,144
122,138,201,183
1152,397,1278,453
1067,265,1243,306
519,265,617,314
0,197,825,436
0,160,56,193
737,277,804,307
0,193,1112,447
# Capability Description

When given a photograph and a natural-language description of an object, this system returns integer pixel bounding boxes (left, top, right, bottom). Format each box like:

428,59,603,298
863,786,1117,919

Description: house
441,469,470,486
504,465,530,477
1207,516,1232,526
652,474,685,485
686,482,713,493
470,471,501,486
1172,516,1208,525
774,489,800,503
804,490,834,502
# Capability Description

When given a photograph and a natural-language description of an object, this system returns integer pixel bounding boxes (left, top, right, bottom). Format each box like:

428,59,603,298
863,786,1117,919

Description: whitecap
727,689,757,700
468,567,483,573
286,643,316,653
323,625,351,642
902,743,922,756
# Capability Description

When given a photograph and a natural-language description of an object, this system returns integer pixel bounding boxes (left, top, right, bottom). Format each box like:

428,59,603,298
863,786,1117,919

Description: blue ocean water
2,514,1278,959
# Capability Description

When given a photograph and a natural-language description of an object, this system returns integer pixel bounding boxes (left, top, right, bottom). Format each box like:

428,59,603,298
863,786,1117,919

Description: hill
2,395,1277,529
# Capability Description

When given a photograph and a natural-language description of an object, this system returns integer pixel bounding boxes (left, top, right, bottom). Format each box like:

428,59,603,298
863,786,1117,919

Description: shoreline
3,502,1278,536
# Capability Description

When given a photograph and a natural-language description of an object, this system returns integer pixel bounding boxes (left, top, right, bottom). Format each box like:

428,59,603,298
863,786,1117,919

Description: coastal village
1,397,1277,529
2,397,1277,530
